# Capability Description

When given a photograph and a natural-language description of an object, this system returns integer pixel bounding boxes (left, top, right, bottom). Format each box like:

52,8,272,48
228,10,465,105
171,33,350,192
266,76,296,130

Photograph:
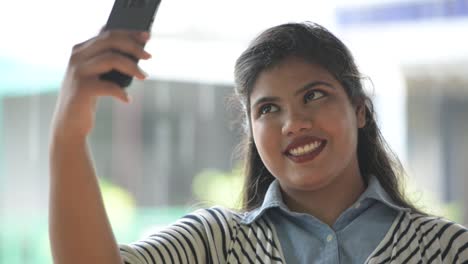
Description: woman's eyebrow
294,81,335,96
251,96,280,110
251,81,334,109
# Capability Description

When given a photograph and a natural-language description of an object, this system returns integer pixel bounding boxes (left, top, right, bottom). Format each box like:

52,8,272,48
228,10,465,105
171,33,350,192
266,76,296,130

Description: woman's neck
280,170,365,227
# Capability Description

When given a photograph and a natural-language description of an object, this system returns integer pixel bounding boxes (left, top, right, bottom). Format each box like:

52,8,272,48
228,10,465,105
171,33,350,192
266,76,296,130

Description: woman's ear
356,101,367,129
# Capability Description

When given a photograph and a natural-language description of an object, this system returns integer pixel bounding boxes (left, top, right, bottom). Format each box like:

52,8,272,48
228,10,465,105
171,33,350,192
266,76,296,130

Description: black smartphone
99,0,161,88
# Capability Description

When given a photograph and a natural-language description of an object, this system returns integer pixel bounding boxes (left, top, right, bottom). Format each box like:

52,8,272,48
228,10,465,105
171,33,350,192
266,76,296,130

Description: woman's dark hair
232,21,423,214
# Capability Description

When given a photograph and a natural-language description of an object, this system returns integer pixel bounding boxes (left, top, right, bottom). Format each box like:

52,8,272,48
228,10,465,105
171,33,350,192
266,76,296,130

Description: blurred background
1,0,467,262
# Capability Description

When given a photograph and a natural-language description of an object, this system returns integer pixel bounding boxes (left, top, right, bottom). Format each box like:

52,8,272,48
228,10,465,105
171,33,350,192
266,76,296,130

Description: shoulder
367,212,468,263
120,207,285,263
177,207,284,261
402,212,468,241
120,207,247,263
178,206,281,243
172,206,248,242
411,213,468,262
177,206,245,228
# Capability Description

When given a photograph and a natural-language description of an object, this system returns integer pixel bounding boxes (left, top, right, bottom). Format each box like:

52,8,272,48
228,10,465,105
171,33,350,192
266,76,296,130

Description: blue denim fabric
241,176,409,263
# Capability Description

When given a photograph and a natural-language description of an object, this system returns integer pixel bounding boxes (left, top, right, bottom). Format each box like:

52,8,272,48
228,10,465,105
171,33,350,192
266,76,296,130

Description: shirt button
326,234,333,242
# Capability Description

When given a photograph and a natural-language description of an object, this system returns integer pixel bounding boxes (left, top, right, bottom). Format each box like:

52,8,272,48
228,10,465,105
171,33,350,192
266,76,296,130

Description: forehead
250,57,341,101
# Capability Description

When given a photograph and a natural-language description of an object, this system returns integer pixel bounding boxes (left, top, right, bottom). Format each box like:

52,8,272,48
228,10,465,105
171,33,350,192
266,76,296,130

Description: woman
49,22,468,263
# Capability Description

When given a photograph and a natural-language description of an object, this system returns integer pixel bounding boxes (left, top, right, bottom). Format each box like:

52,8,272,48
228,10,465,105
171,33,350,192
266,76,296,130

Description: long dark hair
232,22,423,214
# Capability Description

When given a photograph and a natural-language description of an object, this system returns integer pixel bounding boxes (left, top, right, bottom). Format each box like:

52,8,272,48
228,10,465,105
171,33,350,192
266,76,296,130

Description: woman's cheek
253,122,269,151
332,109,360,156
255,122,279,162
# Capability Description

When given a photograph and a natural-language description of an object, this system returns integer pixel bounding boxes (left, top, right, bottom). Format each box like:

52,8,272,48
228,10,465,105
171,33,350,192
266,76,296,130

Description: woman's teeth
289,141,321,156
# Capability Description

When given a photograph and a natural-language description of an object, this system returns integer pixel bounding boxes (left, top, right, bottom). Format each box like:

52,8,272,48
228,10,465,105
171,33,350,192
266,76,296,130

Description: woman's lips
285,140,327,163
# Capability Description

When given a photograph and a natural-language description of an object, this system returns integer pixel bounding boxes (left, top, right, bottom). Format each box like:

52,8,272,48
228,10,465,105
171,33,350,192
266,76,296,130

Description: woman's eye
304,90,326,103
259,104,279,115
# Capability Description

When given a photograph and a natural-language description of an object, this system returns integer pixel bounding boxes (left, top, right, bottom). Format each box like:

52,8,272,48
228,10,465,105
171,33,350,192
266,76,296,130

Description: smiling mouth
288,141,322,156
285,140,327,163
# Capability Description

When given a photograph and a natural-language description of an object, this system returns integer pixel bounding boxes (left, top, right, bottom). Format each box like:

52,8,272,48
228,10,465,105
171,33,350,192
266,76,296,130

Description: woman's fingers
71,30,151,64
81,79,131,103
76,50,148,80
66,29,150,104
52,29,150,137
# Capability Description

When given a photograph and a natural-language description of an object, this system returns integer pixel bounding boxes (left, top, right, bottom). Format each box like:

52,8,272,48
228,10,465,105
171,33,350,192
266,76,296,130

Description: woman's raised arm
49,30,150,264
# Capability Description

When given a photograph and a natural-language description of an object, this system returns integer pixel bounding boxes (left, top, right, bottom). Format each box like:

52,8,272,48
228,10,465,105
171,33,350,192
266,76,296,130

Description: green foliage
192,164,244,209
99,178,137,235
0,179,187,264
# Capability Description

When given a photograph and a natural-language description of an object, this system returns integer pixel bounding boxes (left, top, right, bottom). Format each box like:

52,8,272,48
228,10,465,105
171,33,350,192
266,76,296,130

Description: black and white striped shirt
120,207,468,263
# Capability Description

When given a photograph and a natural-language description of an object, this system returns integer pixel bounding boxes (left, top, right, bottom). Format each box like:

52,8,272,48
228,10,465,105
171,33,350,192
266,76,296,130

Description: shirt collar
359,176,410,212
240,175,409,225
240,180,286,225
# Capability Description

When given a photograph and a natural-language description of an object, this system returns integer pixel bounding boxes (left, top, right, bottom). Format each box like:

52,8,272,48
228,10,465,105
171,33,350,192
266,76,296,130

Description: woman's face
249,57,366,194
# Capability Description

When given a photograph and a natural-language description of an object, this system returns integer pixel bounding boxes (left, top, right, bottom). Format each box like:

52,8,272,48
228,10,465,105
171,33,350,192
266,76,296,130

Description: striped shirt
120,207,468,263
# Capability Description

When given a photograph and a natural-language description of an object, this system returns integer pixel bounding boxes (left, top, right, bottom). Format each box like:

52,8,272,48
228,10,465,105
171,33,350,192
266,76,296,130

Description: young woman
49,22,468,263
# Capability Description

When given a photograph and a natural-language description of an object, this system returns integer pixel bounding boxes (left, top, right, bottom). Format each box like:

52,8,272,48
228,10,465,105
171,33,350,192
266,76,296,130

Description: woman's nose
281,110,313,136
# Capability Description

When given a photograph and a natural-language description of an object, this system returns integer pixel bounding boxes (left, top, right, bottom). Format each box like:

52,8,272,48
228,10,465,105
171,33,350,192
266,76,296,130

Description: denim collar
240,175,409,225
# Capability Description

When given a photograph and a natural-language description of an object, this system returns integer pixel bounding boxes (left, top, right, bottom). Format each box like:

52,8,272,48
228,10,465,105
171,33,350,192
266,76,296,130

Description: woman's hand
52,30,152,139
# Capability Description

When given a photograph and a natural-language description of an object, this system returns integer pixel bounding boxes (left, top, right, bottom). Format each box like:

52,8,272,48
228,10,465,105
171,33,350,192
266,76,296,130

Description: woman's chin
282,174,335,193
